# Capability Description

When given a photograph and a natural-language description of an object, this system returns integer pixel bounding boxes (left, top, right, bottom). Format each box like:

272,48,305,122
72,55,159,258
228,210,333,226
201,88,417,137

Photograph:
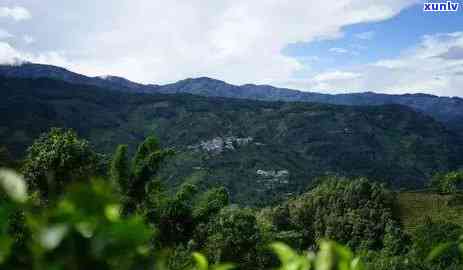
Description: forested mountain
160,78,463,135
1,76,462,204
0,63,157,93
1,63,463,135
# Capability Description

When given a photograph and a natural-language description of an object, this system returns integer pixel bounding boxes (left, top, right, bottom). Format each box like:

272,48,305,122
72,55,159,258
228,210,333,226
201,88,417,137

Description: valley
1,75,462,204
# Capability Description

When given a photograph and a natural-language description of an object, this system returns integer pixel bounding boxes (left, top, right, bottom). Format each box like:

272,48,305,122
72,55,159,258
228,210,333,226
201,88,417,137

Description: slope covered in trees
2,63,463,136
1,77,462,204
1,129,462,270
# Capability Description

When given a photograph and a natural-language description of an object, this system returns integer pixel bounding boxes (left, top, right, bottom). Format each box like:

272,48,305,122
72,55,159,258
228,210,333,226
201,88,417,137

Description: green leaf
212,263,235,270
350,258,364,270
0,236,13,264
0,169,27,203
270,242,299,264
193,252,209,270
427,242,454,262
39,224,69,250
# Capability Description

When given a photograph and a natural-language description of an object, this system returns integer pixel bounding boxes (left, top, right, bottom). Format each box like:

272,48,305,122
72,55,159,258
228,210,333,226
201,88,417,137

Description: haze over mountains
1,63,463,136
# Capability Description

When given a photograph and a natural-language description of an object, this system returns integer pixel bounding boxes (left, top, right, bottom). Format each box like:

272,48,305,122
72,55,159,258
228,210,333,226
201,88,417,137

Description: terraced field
396,191,463,232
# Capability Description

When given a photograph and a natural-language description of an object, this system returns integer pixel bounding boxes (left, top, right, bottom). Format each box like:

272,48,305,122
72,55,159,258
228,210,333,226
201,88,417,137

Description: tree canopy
21,128,98,200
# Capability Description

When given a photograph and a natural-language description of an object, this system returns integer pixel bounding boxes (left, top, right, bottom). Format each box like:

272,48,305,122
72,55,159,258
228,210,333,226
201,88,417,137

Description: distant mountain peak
181,76,229,85
98,75,132,82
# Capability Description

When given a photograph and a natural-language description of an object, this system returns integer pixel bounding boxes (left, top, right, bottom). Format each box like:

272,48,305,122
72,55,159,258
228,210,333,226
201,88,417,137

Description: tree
271,204,292,232
147,183,198,246
22,128,98,200
0,168,372,270
192,187,229,223
291,177,397,251
430,171,463,194
107,136,173,213
204,206,261,269
414,220,463,270
109,144,130,193
381,221,410,256
125,136,173,211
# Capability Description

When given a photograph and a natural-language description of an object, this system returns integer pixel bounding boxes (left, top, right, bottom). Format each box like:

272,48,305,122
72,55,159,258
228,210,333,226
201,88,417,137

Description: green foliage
396,192,463,233
0,106,463,270
106,136,174,213
290,177,397,250
271,204,292,231
381,221,410,256
271,241,364,270
2,77,462,205
193,187,229,223
0,169,154,270
0,169,27,265
28,182,153,270
414,220,463,269
191,252,234,270
361,250,422,270
203,206,261,268
126,136,173,211
144,174,231,250
426,235,463,270
2,167,377,270
430,170,463,194
110,144,129,192
147,184,197,245
21,128,98,200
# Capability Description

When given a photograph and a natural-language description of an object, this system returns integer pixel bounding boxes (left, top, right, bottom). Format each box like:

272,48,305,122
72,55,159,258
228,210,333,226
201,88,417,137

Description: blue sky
0,1,462,96
283,3,463,72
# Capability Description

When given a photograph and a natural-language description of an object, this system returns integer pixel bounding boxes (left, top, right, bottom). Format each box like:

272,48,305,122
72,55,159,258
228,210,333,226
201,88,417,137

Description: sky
0,0,462,97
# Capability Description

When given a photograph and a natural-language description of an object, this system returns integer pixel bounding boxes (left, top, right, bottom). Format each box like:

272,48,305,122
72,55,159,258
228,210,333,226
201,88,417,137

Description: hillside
0,63,158,93
159,78,463,135
1,76,462,204
396,192,463,233
1,63,463,135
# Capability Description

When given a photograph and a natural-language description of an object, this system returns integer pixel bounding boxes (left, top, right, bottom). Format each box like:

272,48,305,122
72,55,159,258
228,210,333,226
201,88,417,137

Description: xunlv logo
423,1,460,11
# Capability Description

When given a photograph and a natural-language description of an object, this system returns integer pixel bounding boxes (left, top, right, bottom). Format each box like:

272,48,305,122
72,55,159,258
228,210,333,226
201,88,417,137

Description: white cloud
0,6,31,21
0,41,72,67
309,71,364,93
355,31,375,40
291,32,463,97
329,47,349,54
0,42,23,65
0,0,418,86
0,29,13,39
314,71,362,81
23,35,35,44
4,1,460,97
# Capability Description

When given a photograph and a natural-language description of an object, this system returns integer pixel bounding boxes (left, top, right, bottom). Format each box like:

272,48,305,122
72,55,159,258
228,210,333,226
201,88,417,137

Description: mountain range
1,71,462,204
1,63,462,135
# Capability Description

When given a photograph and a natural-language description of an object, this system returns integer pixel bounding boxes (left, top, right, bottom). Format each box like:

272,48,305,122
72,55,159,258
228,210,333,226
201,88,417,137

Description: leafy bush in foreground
0,168,367,270
0,169,153,270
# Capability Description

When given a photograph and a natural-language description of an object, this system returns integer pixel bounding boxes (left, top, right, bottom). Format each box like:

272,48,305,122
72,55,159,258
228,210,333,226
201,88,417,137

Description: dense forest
2,63,463,137
1,77,463,205
1,127,463,270
1,74,463,269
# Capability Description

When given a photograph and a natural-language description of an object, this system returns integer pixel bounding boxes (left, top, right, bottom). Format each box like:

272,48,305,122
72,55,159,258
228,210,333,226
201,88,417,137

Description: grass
396,191,463,232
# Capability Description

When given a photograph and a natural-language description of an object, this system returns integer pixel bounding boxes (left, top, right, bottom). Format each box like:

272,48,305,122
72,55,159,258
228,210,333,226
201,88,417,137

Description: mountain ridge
2,62,460,98
1,63,463,135
1,76,462,204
